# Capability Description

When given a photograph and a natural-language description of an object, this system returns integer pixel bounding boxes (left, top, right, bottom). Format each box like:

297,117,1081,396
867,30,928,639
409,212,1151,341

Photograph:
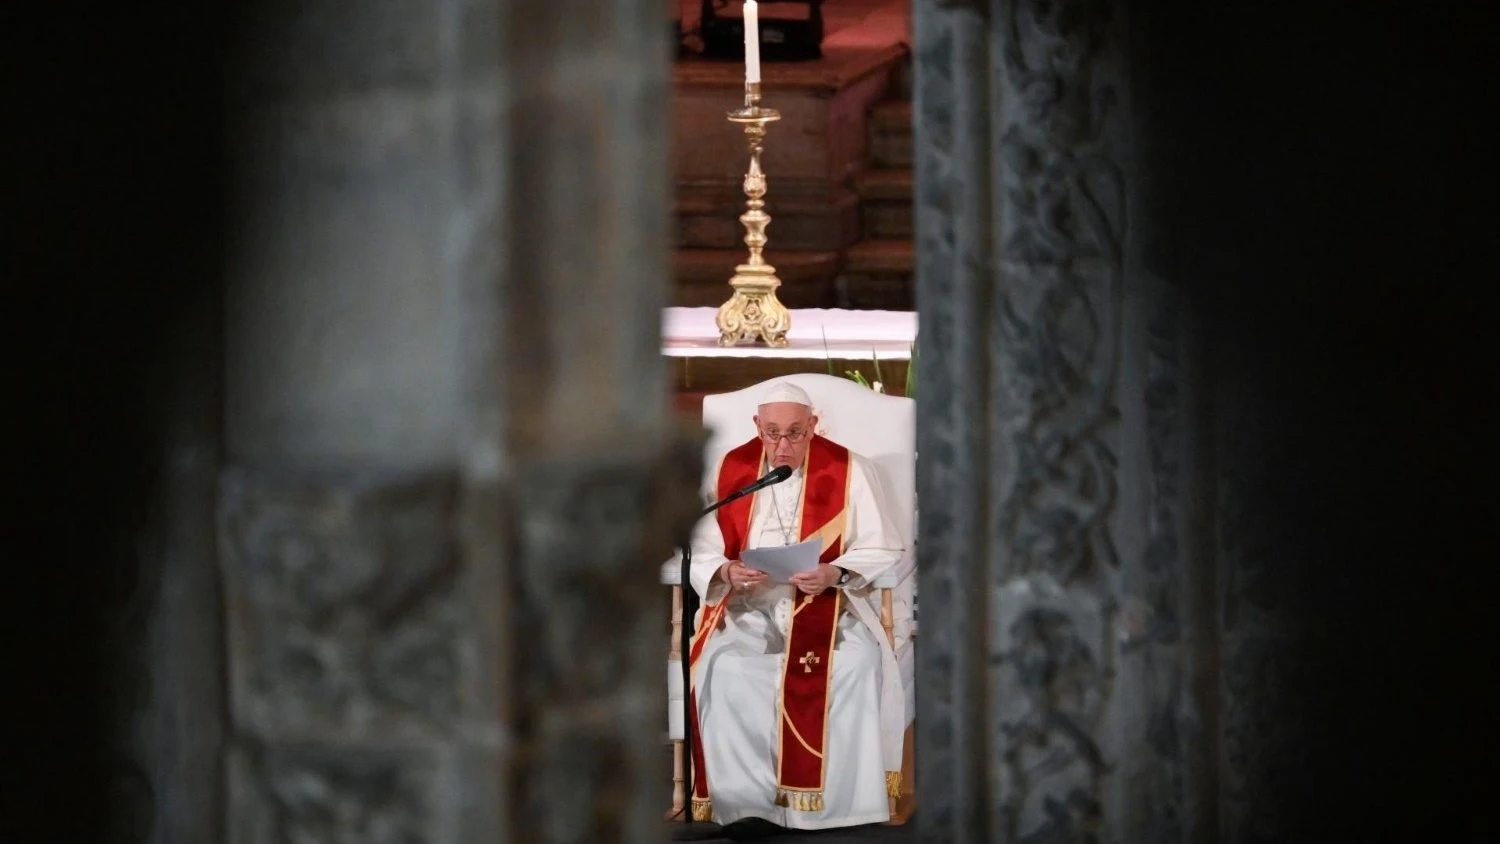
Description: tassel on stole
775,790,825,813
691,800,713,822
885,770,902,799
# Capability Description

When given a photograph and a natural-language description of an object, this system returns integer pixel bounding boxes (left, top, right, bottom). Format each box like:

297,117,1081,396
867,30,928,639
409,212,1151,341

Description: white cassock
688,450,905,830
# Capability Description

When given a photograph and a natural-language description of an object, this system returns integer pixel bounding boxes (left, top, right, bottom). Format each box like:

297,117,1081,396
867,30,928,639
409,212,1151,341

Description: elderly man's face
755,402,817,469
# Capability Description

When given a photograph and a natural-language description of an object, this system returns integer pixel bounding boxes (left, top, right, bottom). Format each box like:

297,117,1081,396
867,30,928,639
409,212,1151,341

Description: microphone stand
677,468,789,823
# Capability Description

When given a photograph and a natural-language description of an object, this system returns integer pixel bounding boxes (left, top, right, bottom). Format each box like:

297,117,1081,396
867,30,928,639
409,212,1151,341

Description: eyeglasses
760,428,810,444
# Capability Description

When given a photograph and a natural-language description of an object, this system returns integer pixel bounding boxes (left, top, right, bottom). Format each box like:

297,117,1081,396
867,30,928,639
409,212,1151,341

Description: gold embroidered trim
803,511,846,557
885,771,902,799
691,799,713,822
776,789,825,813
783,712,825,759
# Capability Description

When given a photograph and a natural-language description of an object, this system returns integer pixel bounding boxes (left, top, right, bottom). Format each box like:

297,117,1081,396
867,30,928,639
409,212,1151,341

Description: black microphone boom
676,462,793,819
706,465,793,515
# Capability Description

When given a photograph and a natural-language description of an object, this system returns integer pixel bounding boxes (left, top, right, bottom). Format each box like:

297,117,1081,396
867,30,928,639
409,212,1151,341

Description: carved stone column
495,1,702,840
910,0,998,838
222,0,510,838
913,0,1215,840
221,0,688,841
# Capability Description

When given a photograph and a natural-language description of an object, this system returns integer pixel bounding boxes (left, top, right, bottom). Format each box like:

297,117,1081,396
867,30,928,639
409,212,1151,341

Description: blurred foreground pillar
221,1,690,841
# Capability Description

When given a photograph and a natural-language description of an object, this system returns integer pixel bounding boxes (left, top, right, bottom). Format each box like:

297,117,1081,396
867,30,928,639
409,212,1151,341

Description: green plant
844,350,885,391
904,340,917,399
823,329,916,397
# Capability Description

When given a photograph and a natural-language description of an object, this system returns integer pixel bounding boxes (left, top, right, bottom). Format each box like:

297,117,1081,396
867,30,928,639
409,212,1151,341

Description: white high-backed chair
662,373,918,824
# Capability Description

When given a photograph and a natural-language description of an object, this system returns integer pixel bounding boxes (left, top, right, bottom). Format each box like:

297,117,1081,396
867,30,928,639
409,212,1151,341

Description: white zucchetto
758,381,813,408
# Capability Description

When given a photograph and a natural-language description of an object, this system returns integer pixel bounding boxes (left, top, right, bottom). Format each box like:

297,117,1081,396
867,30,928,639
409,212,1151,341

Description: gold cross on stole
799,651,820,673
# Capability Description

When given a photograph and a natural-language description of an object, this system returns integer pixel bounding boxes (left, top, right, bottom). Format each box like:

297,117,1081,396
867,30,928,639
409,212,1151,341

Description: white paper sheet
740,538,823,582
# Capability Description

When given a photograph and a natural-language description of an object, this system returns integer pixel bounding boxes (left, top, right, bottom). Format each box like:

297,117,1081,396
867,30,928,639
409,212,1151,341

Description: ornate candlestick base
716,83,789,348
717,263,790,347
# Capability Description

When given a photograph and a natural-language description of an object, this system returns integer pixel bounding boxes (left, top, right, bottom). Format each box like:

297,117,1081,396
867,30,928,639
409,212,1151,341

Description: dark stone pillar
495,2,701,840
220,0,690,840
221,0,511,837
912,0,1217,840
910,0,998,839
915,0,1495,841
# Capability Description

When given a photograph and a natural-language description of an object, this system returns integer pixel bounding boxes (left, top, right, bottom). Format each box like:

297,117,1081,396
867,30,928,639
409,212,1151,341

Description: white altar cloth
662,308,916,360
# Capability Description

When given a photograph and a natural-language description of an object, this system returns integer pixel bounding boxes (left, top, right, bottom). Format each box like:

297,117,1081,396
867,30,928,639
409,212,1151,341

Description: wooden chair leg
670,739,686,820
668,585,686,821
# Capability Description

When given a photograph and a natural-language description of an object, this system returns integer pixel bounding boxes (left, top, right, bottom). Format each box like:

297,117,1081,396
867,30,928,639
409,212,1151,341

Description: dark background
1138,1,1495,838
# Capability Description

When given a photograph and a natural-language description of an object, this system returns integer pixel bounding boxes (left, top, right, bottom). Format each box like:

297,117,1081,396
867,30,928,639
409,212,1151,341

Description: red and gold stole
688,435,851,820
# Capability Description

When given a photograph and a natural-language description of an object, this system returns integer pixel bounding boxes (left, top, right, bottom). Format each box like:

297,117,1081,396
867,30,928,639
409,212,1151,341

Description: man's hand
721,561,768,590
789,564,842,596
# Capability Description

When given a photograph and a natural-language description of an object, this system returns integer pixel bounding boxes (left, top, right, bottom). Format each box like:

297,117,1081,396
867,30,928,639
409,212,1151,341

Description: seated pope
687,381,906,834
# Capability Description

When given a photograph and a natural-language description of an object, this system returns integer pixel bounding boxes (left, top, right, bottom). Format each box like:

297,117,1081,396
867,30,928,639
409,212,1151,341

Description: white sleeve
830,455,904,589
688,482,732,605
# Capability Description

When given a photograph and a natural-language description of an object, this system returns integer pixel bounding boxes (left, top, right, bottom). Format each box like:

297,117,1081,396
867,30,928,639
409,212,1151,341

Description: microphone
735,464,793,498
704,465,793,515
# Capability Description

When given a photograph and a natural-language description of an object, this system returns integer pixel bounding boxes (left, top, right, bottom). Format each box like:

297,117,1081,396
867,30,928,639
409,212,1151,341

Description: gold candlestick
716,82,790,347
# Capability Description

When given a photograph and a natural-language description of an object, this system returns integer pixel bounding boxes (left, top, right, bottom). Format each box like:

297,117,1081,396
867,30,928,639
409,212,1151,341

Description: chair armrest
660,559,682,586
873,544,917,591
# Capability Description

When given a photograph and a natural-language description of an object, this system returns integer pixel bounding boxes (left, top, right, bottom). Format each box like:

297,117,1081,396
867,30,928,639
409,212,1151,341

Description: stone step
854,167,913,202
889,54,914,100
673,248,840,309
845,238,914,275
868,100,913,168
837,239,914,310
872,99,912,132
854,167,913,239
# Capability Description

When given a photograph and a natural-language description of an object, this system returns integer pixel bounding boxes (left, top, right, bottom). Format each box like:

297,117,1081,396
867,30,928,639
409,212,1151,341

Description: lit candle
743,0,762,84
